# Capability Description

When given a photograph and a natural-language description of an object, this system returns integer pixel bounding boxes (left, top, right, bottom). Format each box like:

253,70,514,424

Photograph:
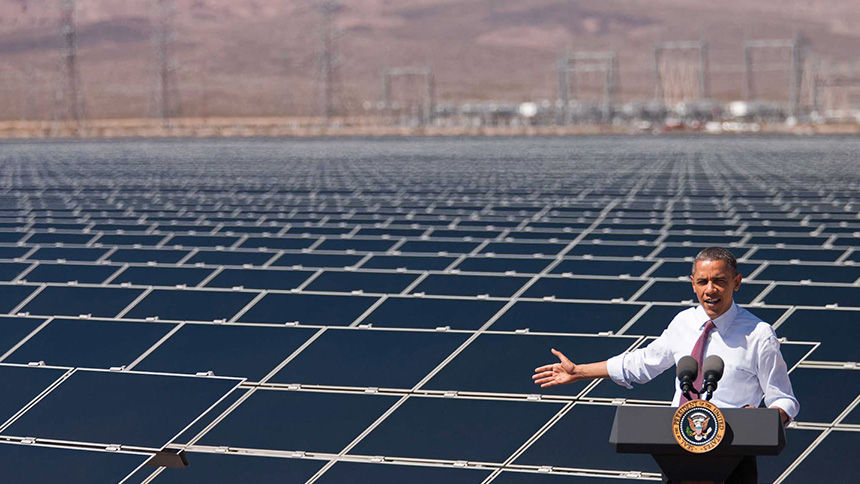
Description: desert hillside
1,0,858,119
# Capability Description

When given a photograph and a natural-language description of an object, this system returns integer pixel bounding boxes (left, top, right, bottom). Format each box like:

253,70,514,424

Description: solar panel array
0,138,857,484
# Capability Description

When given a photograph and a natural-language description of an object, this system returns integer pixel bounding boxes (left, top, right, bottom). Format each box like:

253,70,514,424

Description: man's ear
733,273,742,291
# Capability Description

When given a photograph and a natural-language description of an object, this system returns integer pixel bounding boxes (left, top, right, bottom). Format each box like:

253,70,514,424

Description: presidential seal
671,399,726,454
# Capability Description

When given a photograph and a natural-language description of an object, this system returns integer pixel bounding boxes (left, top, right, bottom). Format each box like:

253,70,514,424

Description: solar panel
0,442,147,484
2,137,857,483
196,389,399,453
269,328,468,389
3,318,176,369
1,369,240,449
350,396,563,462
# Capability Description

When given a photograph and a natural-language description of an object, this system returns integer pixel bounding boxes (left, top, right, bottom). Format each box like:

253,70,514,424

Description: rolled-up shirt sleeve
607,332,676,389
756,332,800,421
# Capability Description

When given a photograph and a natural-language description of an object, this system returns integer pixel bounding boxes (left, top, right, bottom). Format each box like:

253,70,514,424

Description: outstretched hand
532,348,579,388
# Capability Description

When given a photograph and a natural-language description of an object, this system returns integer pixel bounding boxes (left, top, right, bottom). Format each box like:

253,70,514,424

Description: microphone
676,356,698,401
702,355,725,401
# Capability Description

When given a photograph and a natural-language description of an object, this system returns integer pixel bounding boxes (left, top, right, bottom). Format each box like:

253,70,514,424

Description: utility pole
316,0,342,121
56,0,84,128
153,0,181,126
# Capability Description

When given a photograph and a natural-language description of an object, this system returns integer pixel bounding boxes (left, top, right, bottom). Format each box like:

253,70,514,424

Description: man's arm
532,348,609,388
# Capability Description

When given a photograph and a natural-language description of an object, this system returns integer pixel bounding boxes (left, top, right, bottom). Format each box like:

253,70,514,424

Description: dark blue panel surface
361,255,457,270
28,247,108,262
316,461,490,484
167,235,241,248
316,238,396,252
0,365,67,425
350,396,562,462
269,253,364,268
270,329,468,388
490,301,642,334
111,266,215,287
788,368,860,423
751,248,844,262
399,240,480,254
0,232,24,243
0,284,38,313
782,430,858,484
2,370,239,449
762,285,860,308
424,334,635,396
134,323,316,381
107,249,191,264
5,318,175,369
305,271,417,294
758,428,821,484
22,286,145,318
198,390,399,453
413,274,528,297
364,297,505,330
239,237,315,250
95,234,167,246
566,244,653,257
124,289,258,322
0,262,29,281
0,443,146,484
0,317,45,355
0,246,29,259
515,403,660,472
455,257,551,274
756,264,860,283
149,452,324,484
776,309,858,362
480,242,566,255
204,268,313,290
184,250,275,266
550,259,654,276
23,263,117,284
238,293,378,326
26,233,95,244
523,278,644,301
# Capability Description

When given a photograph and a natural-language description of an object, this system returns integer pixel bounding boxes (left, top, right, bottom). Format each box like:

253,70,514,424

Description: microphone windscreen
676,355,698,380
703,355,725,381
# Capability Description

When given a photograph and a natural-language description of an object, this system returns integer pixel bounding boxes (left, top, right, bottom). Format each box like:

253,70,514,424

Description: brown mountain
1,0,858,119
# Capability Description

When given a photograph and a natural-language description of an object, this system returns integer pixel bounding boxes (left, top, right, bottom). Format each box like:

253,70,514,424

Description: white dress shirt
606,302,800,419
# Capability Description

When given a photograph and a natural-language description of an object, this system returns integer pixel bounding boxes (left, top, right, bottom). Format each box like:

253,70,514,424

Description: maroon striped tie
680,320,716,404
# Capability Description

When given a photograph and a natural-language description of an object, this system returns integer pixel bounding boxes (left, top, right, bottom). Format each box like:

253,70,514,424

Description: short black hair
692,247,738,276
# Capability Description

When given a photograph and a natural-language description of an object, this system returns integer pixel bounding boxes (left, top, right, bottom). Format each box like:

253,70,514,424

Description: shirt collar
695,301,738,333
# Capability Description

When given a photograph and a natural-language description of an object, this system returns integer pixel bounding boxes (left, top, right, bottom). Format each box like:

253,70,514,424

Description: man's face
690,259,742,320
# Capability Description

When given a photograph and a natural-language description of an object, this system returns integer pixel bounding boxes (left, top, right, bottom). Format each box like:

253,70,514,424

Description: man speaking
533,247,798,484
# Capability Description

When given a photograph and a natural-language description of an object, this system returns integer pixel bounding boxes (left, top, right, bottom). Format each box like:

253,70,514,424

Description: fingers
534,364,554,373
551,348,571,364
540,380,559,388
532,371,553,380
534,376,555,385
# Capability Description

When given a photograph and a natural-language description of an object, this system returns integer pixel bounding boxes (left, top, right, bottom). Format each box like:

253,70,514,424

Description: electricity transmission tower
153,0,181,126
316,0,342,120
654,40,709,104
56,0,84,126
382,67,436,125
742,33,807,117
557,50,618,124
